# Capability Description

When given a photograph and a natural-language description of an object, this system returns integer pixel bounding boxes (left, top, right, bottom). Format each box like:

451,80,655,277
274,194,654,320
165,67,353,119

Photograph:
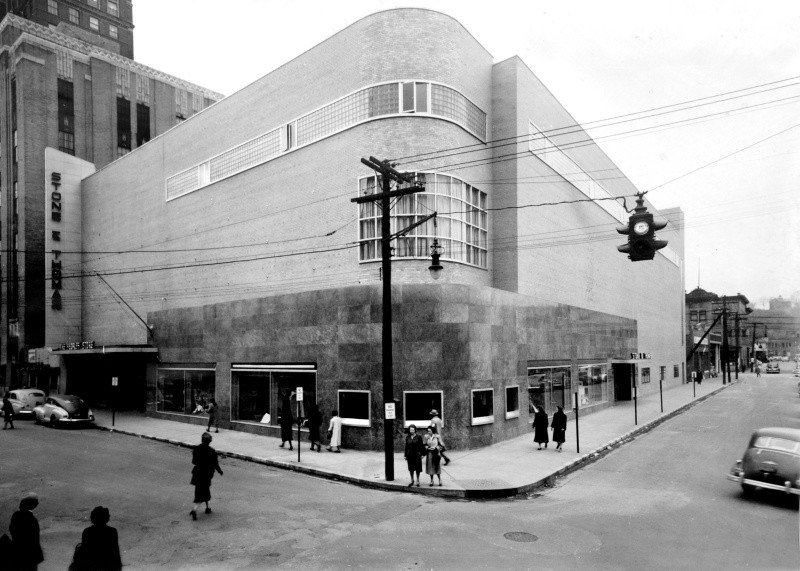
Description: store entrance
612,363,634,401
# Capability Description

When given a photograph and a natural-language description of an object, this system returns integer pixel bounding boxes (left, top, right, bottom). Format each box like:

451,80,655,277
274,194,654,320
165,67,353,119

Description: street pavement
93,374,739,499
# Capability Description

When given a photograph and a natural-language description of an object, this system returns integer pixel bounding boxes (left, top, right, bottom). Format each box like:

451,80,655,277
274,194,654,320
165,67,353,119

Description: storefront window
528,366,571,415
471,388,494,425
505,385,519,419
641,367,651,384
231,365,316,426
339,390,370,427
577,364,609,407
404,391,442,428
156,366,215,415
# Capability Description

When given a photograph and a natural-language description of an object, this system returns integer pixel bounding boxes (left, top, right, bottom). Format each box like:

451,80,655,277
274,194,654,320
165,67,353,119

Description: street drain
504,531,538,543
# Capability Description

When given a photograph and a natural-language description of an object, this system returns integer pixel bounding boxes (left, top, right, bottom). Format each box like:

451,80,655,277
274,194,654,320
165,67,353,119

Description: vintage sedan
727,427,800,496
766,363,780,374
2,388,46,418
33,395,95,427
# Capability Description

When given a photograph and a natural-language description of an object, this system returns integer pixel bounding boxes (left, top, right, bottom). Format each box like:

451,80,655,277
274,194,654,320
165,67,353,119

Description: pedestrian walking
404,424,425,487
423,426,443,486
428,409,451,465
696,369,703,385
551,405,567,452
2,394,15,430
9,492,44,570
206,399,219,433
755,365,761,378
532,406,549,450
73,506,122,571
326,409,342,452
190,432,223,521
278,390,294,450
307,404,323,452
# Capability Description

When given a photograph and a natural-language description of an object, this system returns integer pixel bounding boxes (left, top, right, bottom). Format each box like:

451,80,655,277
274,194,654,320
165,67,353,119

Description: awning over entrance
52,345,159,356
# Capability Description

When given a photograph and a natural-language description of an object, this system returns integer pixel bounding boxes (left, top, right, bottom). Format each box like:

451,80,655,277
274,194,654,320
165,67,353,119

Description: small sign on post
296,387,303,401
385,402,396,420
111,377,118,426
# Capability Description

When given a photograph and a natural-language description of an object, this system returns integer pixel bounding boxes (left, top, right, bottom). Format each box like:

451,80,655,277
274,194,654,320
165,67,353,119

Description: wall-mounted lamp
429,238,444,280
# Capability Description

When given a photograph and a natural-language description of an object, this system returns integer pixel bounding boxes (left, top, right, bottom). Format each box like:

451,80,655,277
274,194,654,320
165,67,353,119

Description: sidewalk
93,375,735,499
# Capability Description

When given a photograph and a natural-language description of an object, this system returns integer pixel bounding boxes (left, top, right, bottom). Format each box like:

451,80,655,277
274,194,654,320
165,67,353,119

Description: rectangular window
58,132,75,155
192,93,203,113
57,79,74,133
338,390,370,427
403,391,442,428
107,0,118,16
115,67,130,99
641,367,651,384
505,385,519,419
402,82,430,113
136,103,150,146
109,24,118,39
56,50,73,80
156,366,216,415
48,0,58,15
175,88,188,120
136,75,150,104
699,310,707,323
577,364,609,407
89,16,99,30
674,365,679,378
527,365,571,415
68,7,79,24
87,0,98,6
116,97,131,149
230,365,316,427
402,81,415,112
471,388,494,426
690,310,698,322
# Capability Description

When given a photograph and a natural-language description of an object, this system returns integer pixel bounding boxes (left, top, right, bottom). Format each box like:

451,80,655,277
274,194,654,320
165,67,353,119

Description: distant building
49,9,686,451
685,287,751,374
0,12,222,390
749,297,800,360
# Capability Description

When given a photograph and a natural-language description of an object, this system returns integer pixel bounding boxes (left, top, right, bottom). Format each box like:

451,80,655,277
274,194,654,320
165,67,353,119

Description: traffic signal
616,194,668,261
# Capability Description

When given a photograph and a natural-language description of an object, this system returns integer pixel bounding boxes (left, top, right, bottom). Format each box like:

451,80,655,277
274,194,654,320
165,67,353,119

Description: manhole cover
504,531,538,543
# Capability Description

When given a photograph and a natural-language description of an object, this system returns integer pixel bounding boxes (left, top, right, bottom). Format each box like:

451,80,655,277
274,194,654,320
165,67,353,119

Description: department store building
50,9,686,450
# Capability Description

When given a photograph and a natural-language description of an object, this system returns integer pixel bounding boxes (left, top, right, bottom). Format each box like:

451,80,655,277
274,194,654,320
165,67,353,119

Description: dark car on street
727,427,800,496
33,394,95,427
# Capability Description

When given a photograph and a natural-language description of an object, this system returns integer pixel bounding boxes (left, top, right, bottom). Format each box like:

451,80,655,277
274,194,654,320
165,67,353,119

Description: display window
471,388,494,425
231,364,316,426
156,365,215,415
403,391,442,428
505,385,519,419
528,366,570,415
578,364,609,406
338,390,370,427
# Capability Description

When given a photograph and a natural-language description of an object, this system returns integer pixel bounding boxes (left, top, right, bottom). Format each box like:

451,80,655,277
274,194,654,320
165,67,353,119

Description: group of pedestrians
404,409,451,487
1,493,121,571
532,405,567,452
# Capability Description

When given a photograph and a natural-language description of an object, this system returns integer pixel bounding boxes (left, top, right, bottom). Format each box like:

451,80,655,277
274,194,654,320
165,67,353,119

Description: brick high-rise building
0,10,222,389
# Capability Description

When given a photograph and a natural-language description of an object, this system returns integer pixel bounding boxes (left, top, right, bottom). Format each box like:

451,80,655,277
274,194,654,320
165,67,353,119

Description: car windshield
753,436,800,454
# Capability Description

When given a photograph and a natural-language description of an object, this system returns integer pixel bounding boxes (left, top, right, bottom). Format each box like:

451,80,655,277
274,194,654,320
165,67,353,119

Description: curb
95,382,731,501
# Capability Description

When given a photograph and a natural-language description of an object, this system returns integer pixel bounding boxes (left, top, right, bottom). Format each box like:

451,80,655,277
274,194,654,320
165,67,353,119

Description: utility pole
734,312,741,380
750,322,757,372
721,297,729,385
352,157,424,482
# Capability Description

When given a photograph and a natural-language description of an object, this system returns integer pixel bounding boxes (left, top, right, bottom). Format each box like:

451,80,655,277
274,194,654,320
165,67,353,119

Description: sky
134,0,800,309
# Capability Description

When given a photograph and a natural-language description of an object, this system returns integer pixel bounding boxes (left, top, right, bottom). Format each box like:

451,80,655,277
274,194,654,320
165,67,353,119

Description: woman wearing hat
9,492,44,570
428,409,451,465
190,432,223,520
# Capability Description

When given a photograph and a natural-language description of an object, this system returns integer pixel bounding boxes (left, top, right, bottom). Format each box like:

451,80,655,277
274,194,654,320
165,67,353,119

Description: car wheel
49,415,58,428
741,483,756,496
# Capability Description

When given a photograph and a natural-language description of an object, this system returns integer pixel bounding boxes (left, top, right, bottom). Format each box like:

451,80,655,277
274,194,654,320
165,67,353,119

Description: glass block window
48,0,58,15
431,84,486,139
109,24,118,39
107,0,118,16
136,75,150,104
56,50,73,80
358,172,488,269
166,168,201,201
89,16,99,30
209,129,281,182
175,88,188,119
68,7,79,24
115,67,130,99
296,83,398,146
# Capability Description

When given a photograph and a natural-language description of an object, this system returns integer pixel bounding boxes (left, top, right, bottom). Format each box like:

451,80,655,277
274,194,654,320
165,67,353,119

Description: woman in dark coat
78,506,122,570
532,406,549,450
307,404,323,452
190,432,223,520
551,405,567,452
403,424,425,487
279,390,294,450
9,493,44,570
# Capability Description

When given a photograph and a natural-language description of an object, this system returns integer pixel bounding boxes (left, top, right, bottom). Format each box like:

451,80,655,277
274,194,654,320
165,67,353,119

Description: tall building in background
0,7,222,389
1,0,133,58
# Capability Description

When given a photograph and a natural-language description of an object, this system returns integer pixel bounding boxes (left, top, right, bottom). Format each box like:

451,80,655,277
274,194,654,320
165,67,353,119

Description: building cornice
0,14,222,100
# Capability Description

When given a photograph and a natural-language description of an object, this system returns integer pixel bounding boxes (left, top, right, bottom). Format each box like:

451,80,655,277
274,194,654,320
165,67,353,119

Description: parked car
33,395,94,427
766,363,780,374
2,388,46,419
727,427,800,496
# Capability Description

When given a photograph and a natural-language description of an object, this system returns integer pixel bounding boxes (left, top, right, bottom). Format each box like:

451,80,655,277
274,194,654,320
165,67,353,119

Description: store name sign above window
631,352,652,359
50,172,63,310
60,341,96,351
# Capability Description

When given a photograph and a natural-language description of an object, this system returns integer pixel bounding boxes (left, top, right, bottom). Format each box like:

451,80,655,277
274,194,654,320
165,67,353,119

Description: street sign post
111,377,118,426
296,387,303,462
